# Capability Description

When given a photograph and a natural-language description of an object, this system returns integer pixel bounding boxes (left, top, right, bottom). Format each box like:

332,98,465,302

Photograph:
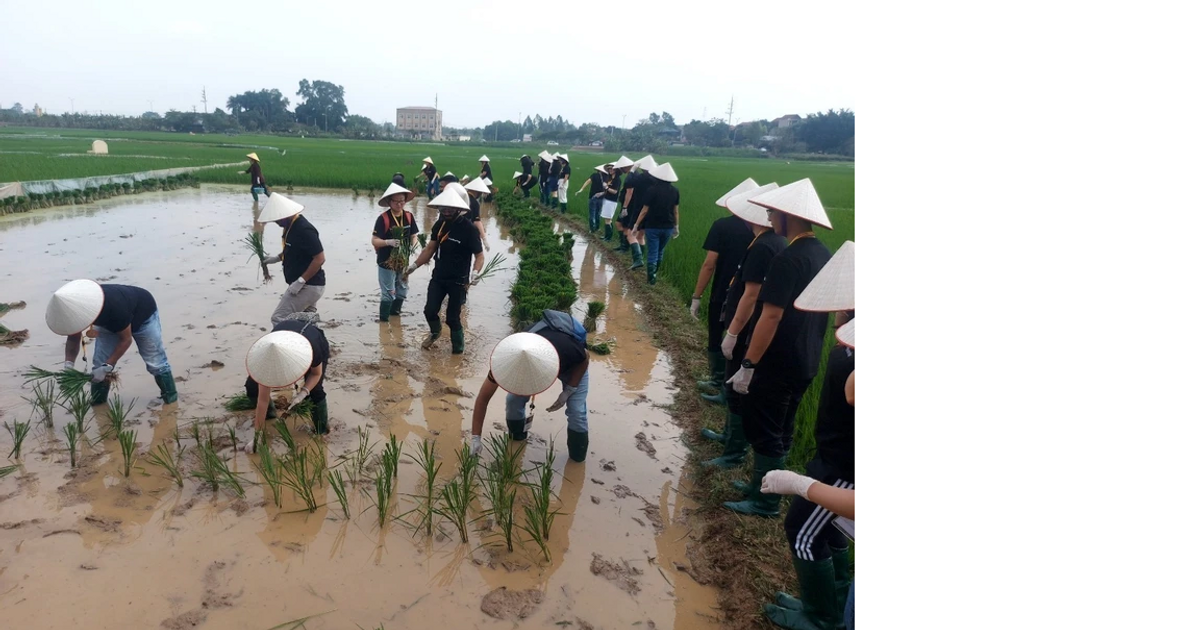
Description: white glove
264,254,281,265
592,192,604,199
383,239,401,247
63,360,75,371
672,226,680,239
470,435,482,456
287,277,306,295
470,270,481,284
761,470,816,498
91,363,114,383
689,297,701,319
620,208,628,219
546,385,577,412
403,265,418,278
727,366,754,395
720,331,738,361
288,387,309,411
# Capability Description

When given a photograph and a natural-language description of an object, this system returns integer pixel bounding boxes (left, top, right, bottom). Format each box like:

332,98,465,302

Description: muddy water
0,185,721,629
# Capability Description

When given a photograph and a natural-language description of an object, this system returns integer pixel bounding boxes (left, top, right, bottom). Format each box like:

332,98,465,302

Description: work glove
470,270,481,284
720,331,738,360
672,226,680,239
91,363,114,383
264,254,281,265
469,434,482,456
592,192,604,199
383,239,401,247
620,208,628,219
727,365,754,395
403,265,418,278
689,297,701,319
63,360,75,371
287,277,306,295
288,387,309,412
546,385,577,412
761,470,817,499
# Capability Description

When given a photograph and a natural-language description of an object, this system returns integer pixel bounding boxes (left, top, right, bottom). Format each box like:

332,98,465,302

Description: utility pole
69,98,74,114
148,100,153,113
726,95,734,126
201,86,208,114
622,114,626,130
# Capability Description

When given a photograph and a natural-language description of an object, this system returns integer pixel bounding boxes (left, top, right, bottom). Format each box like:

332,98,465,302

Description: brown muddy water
0,185,721,629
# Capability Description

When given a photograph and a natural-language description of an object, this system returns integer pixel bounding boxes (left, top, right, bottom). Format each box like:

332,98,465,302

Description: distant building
457,135,472,142
395,106,443,141
33,104,44,117
772,114,801,130
522,134,533,142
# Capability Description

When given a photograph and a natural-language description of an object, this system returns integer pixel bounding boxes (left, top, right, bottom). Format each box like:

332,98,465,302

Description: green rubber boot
379,300,392,323
700,422,727,444
266,402,277,419
390,298,403,316
701,411,747,468
723,453,784,517
560,201,568,213
617,233,630,252
311,399,329,435
764,556,841,630
701,388,726,406
567,429,589,462
629,243,644,269
507,418,528,441
647,263,658,285
154,371,179,404
90,381,111,406
603,224,613,241
698,350,723,391
831,546,852,618
450,328,465,354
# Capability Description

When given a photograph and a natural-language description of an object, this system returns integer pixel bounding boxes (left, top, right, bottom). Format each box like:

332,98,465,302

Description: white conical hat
612,155,635,169
464,178,490,194
594,164,608,173
246,152,260,162
246,331,313,388
443,170,455,178
46,279,104,335
256,192,304,223
726,183,779,228
749,178,832,229
422,156,434,164
478,155,490,162
648,162,678,182
559,153,569,163
795,241,854,312
835,319,855,348
715,178,759,207
538,151,553,162
444,181,468,203
513,171,523,179
490,333,560,396
634,155,657,171
377,182,412,207
428,188,469,210
482,177,492,186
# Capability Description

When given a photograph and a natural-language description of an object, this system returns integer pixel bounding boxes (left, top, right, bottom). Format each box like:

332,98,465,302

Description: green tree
226,90,293,132
295,79,348,132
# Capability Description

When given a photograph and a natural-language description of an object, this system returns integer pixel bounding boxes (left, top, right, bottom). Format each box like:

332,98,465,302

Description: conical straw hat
257,192,304,223
726,183,779,227
481,177,492,186
45,279,104,335
513,171,523,179
835,319,855,348
443,170,455,178
749,178,832,229
716,178,759,207
490,333,560,396
594,164,608,173
444,181,469,203
464,178,490,194
246,331,313,388
377,182,412,207
795,241,855,312
428,188,469,210
634,155,657,171
648,162,678,182
422,156,434,164
478,155,490,162
538,151,554,162
612,155,635,169
559,153,569,163
246,152,260,162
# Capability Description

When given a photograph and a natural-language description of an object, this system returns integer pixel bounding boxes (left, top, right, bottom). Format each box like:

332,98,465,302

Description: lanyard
280,218,296,262
789,231,815,246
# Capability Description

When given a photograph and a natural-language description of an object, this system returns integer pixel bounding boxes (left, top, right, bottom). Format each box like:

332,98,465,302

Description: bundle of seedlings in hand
417,233,428,248
387,228,420,272
435,442,481,544
403,438,442,537
520,440,560,561
223,393,255,412
24,379,56,427
242,231,273,282
470,253,509,286
480,434,523,552
280,444,325,512
63,423,81,468
145,442,185,487
5,420,32,460
253,446,284,507
117,429,138,478
24,365,119,399
104,395,136,439
328,469,350,519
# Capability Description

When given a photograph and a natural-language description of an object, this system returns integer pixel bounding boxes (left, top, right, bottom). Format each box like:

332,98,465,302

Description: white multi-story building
395,106,443,140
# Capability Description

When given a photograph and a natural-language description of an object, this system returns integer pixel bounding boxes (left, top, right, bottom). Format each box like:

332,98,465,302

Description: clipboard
832,516,855,542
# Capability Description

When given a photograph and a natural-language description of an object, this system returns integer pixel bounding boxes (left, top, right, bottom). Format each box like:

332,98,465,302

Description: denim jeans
426,178,441,199
642,227,674,266
505,370,589,433
377,266,408,302
845,580,855,630
92,311,172,376
587,197,603,230
544,177,559,204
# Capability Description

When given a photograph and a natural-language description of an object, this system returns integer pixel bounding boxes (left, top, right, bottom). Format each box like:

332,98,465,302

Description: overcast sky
1,0,853,129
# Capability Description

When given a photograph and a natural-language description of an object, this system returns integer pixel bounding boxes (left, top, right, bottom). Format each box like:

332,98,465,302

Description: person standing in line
478,155,494,201
421,157,440,198
242,152,270,202
520,154,534,177
371,182,420,323
576,163,610,232
243,314,332,444
602,156,634,241
258,193,327,326
619,155,656,257
547,153,563,207
556,153,571,213
537,151,554,205
463,178,491,247
631,162,680,285
514,170,537,198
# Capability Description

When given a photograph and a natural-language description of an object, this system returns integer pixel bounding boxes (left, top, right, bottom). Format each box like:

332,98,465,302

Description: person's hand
672,226,680,239
264,254,281,265
470,434,482,456
727,366,754,395
91,363,114,383
403,265,418,279
287,278,306,295
470,270,481,284
546,385,577,412
620,208,628,219
689,297,701,319
761,470,816,498
592,192,604,199
383,239,401,247
63,360,75,371
720,331,738,360
288,387,309,411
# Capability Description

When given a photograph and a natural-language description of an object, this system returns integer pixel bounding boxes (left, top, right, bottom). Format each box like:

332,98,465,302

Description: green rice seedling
520,441,560,561
274,418,297,455
105,395,136,439
24,365,118,399
226,423,238,454
253,446,284,507
0,464,17,479
192,442,223,493
117,429,137,478
279,444,324,512
61,388,93,436
367,460,393,528
173,427,182,450
586,301,606,319
469,253,509,286
586,340,613,355
388,227,420,272
480,434,524,552
403,438,441,537
223,393,255,412
328,469,350,519
380,433,400,481
434,443,481,544
209,447,246,498
63,423,81,468
145,443,185,487
24,378,57,427
5,420,33,460
242,231,273,282
417,233,428,248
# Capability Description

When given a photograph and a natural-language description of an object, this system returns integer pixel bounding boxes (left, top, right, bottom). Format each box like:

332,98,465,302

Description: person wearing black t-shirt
244,315,332,440
463,179,491,249
601,164,628,242
404,190,485,354
576,164,611,232
478,156,494,201
537,153,552,204
547,155,563,207
371,183,420,323
421,157,439,198
258,194,327,326
520,154,534,176
631,163,680,284
515,171,538,198
556,154,571,213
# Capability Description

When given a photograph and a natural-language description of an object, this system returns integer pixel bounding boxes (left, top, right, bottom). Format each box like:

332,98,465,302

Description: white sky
0,0,853,129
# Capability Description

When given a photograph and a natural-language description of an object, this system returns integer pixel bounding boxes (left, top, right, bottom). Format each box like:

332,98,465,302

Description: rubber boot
723,453,784,517
560,201,567,213
697,350,725,391
422,321,442,349
379,300,392,323
700,422,726,444
764,556,841,630
701,388,726,406
310,399,330,435
647,262,659,285
506,418,528,441
630,243,644,270
567,429,589,462
831,547,852,618
617,233,630,252
154,371,179,404
266,402,277,419
701,411,747,468
390,298,403,316
451,328,465,354
603,224,613,241
90,381,111,406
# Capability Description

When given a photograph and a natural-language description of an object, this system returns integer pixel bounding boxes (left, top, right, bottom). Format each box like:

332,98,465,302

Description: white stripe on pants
793,479,854,561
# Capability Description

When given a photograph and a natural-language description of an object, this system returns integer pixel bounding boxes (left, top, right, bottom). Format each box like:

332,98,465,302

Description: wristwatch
741,359,757,369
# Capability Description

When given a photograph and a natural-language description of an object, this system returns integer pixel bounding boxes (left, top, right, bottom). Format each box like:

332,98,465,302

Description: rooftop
398,106,439,111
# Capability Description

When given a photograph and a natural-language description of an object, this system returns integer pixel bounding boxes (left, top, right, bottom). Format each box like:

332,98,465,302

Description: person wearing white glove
90,363,114,383
410,191,484,354
264,254,282,265
726,362,755,395
372,183,420,323
63,360,76,371
545,384,577,412
245,317,332,437
287,277,306,295
689,297,702,319
264,197,327,326
287,387,309,411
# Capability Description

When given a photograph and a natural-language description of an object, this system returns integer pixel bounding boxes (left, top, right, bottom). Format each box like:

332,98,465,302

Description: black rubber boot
722,453,785,517
630,243,644,270
311,399,330,435
506,418,528,441
764,556,841,630
617,233,629,252
831,546,852,617
90,381,111,406
154,371,179,404
697,349,725,391
702,411,747,468
390,298,403,316
379,300,392,323
266,402,277,419
567,429,589,462
647,262,658,285
603,224,613,241
451,328,465,354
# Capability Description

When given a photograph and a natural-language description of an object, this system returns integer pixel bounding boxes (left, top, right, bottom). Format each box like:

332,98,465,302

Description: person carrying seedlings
242,152,270,202
257,193,327,326
371,182,420,323
723,179,834,518
244,313,331,443
47,279,178,406
576,163,611,232
468,310,591,462
513,170,537,198
421,157,439,198
692,178,759,406
555,154,571,213
477,155,494,200
601,156,634,241
404,189,484,354
619,155,656,257
631,162,680,285
537,150,554,205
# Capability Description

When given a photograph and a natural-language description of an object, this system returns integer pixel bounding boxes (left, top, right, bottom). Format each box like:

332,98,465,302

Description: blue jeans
426,178,440,198
377,266,409,302
845,580,855,630
587,197,603,230
505,370,589,433
643,228,673,267
544,177,558,204
92,311,171,376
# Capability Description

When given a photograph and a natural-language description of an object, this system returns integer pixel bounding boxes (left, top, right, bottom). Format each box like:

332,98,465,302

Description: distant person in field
514,171,537,198
242,152,270,202
477,155,494,201
547,152,563,208
632,162,680,286
537,151,553,204
371,182,419,323
602,157,633,242
556,153,571,213
576,163,611,232
391,172,407,188
421,157,439,198
257,193,327,326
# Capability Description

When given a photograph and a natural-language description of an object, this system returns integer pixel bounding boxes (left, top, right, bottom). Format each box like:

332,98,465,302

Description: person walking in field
47,279,179,407
601,156,634,241
242,152,270,202
463,178,491,247
618,155,656,258
405,189,485,355
537,151,554,205
631,162,680,285
477,155,495,201
421,157,440,198
243,314,332,449
576,163,611,232
258,193,327,326
556,153,571,213
371,182,420,323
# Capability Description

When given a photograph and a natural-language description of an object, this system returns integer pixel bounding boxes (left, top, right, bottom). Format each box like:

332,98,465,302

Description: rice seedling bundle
224,393,255,412
5,420,32,460
24,365,118,399
469,253,509,286
242,231,273,282
387,227,420,272
328,469,350,519
145,443,185,487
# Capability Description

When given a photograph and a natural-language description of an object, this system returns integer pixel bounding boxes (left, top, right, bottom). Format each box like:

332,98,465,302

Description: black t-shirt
560,163,571,180
520,173,537,191
249,162,266,187
372,210,420,267
626,171,653,213
755,237,832,375
538,160,550,177
639,181,680,229
429,216,483,283
480,164,493,180
588,173,607,196
281,215,326,286
538,329,586,379
549,162,562,178
813,344,854,480
702,216,755,307
468,197,482,223
273,319,330,367
422,164,437,180
94,284,157,332
723,232,786,325
521,156,534,174
604,174,622,202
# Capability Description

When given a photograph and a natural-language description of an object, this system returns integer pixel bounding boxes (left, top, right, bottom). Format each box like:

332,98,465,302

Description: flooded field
0,185,721,629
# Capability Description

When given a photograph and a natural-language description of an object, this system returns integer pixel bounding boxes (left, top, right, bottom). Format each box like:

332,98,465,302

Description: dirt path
0,185,722,629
